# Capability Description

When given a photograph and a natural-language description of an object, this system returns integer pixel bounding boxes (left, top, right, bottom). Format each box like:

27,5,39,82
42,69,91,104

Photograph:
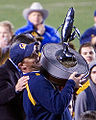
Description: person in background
75,60,96,120
76,42,96,97
15,2,60,50
79,42,96,65
0,20,14,65
80,10,96,45
0,20,14,48
77,42,96,88
0,42,36,120
79,111,96,120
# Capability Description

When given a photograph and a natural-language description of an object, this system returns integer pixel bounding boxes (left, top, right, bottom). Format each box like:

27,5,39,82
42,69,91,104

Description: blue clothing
23,71,75,120
15,21,60,49
80,26,96,45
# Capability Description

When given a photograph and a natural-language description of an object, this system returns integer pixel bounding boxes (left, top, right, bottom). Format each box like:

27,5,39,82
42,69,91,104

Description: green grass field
0,0,96,50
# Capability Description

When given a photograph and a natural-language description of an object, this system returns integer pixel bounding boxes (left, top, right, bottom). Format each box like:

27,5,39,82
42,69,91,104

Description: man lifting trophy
23,7,89,120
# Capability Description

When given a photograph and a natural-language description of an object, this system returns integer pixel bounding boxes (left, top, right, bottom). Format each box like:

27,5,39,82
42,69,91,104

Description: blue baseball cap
10,43,35,65
94,10,96,16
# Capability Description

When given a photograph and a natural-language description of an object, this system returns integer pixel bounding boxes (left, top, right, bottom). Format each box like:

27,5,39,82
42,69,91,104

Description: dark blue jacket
80,26,96,45
0,59,25,120
15,21,60,49
23,71,75,120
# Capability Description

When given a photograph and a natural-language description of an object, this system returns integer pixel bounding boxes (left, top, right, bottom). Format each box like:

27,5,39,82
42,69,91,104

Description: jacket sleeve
75,91,87,120
44,25,60,43
80,28,92,45
0,67,16,104
15,22,34,35
15,25,32,35
30,76,75,114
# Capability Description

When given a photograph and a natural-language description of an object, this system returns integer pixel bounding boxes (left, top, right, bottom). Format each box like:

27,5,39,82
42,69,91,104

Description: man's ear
18,62,23,70
18,62,27,72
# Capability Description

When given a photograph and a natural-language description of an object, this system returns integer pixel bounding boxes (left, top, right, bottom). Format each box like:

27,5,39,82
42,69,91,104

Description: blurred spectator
0,20,14,65
75,60,96,120
79,111,96,120
0,42,36,120
76,42,96,96
0,20,14,48
79,42,96,65
15,2,60,50
80,10,96,45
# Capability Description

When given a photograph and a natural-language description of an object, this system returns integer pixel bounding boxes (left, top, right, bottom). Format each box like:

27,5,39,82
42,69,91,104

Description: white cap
23,2,49,20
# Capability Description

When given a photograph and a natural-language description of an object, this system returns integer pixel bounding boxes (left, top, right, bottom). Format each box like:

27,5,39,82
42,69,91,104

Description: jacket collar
5,59,19,72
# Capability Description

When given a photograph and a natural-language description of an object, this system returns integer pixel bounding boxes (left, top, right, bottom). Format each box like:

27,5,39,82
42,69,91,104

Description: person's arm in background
15,21,34,35
44,25,60,43
38,25,60,48
80,27,93,45
0,67,29,104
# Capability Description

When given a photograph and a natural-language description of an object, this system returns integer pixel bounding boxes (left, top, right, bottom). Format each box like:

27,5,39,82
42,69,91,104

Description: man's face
0,26,12,48
90,66,96,84
81,46,96,64
20,55,41,73
28,11,43,26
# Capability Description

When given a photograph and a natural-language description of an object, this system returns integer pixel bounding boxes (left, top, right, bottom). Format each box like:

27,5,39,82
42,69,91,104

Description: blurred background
0,0,96,50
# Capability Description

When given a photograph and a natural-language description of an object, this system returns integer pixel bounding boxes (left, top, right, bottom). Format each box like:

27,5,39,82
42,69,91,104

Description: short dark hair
11,34,35,45
79,42,94,54
80,111,96,120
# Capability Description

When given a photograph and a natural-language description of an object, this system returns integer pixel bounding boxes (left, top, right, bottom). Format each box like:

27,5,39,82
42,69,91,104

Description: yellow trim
31,31,38,37
72,112,75,117
76,80,90,95
38,52,41,57
35,73,40,76
26,83,36,106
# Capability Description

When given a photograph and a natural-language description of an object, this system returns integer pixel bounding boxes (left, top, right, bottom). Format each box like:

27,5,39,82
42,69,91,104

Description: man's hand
37,24,45,35
15,76,29,92
69,72,84,88
91,35,96,45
